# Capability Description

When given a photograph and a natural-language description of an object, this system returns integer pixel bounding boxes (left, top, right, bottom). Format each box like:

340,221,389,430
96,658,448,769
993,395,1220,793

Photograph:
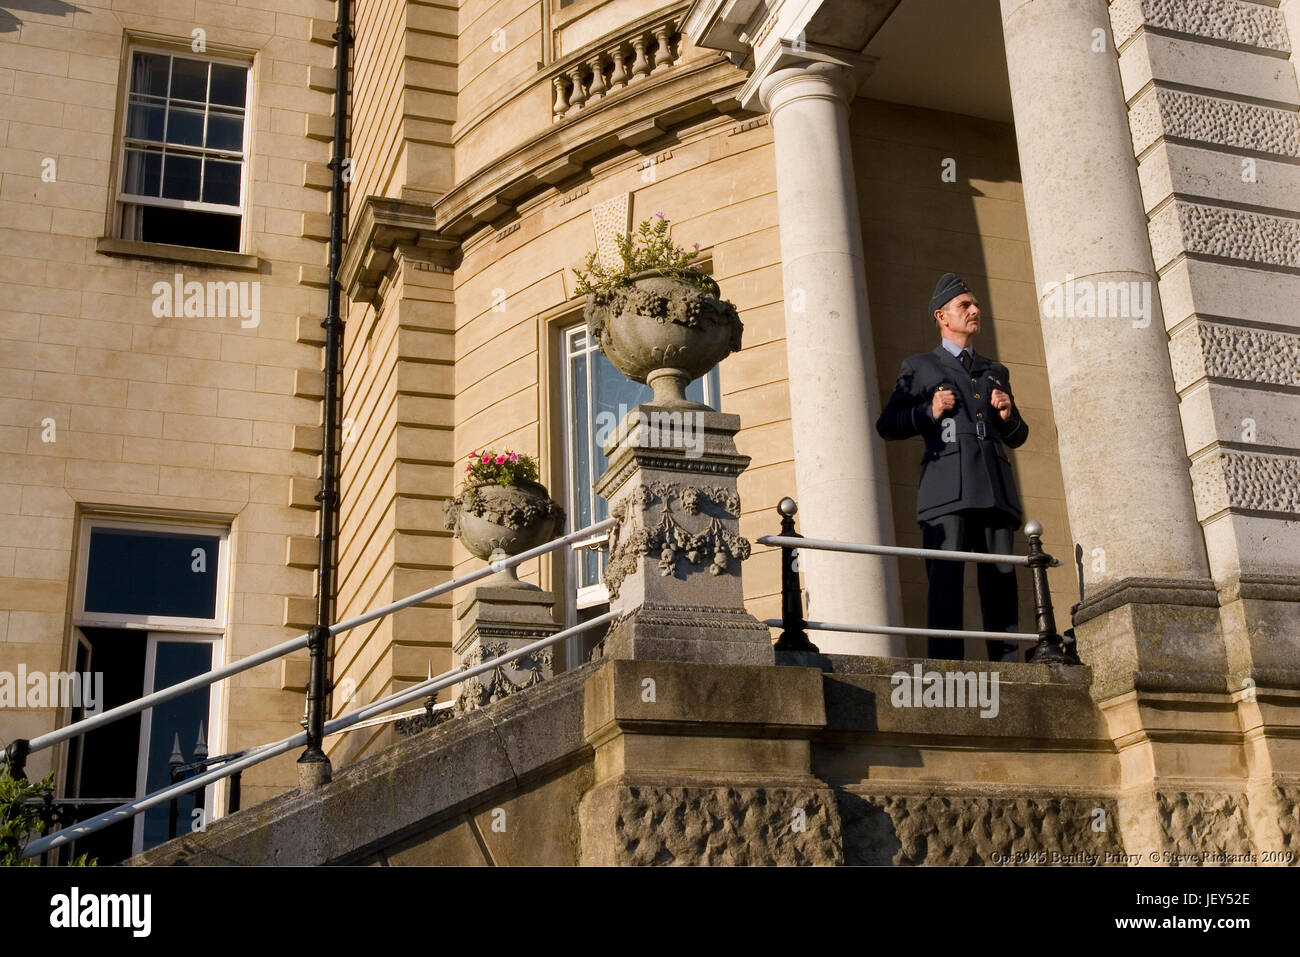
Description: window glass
141,641,215,850
83,528,221,620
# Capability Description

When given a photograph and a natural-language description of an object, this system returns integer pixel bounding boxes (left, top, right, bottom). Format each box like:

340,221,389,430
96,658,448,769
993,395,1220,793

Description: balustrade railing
552,20,681,121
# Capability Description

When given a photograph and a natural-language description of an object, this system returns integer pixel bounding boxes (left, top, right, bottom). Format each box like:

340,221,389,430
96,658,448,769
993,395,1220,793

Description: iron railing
758,497,1079,664
8,517,617,859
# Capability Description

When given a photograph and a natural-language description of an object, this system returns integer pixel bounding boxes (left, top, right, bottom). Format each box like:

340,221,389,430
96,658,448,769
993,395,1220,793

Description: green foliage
571,213,715,300
0,768,95,866
463,448,539,488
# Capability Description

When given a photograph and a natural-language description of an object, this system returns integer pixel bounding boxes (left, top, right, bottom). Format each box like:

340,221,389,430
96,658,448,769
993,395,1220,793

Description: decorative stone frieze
1109,0,1291,54
1149,201,1300,272
551,19,682,122
603,481,749,599
1169,322,1300,392
1190,449,1300,518
449,584,562,715
1128,87,1300,159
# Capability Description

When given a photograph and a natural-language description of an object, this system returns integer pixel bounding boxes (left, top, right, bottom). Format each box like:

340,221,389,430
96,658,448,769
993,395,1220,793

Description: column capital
756,56,859,113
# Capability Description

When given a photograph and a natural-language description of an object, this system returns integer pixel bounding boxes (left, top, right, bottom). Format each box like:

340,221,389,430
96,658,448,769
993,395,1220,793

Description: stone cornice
432,58,751,239
338,196,458,310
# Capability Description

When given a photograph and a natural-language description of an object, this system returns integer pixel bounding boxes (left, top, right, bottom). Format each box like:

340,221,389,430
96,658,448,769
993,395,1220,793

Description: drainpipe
299,0,351,789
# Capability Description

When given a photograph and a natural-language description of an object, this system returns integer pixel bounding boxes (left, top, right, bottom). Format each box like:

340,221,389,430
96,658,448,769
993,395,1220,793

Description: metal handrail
11,516,615,761
756,534,1063,568
763,619,1041,642
762,497,1079,664
22,611,615,858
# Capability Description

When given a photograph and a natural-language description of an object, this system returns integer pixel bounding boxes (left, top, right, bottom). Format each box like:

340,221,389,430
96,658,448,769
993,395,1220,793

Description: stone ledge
95,237,262,272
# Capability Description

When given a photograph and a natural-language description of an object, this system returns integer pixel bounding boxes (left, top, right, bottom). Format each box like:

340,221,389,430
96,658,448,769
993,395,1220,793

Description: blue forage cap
929,272,969,318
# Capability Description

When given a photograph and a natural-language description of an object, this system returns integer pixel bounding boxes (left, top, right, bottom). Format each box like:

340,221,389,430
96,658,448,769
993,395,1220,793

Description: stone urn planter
442,479,565,584
584,269,743,408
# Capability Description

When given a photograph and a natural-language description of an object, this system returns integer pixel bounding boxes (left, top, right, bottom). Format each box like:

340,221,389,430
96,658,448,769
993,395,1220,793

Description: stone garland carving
603,482,750,599
1149,201,1300,272
1127,88,1300,160
1169,322,1300,392
1109,0,1290,54
453,641,553,715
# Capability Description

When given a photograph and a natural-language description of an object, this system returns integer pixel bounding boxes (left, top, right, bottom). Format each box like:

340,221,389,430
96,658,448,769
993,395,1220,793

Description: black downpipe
300,0,352,783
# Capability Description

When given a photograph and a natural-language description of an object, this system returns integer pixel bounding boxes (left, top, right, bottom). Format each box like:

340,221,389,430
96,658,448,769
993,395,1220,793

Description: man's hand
990,388,1013,421
931,387,957,420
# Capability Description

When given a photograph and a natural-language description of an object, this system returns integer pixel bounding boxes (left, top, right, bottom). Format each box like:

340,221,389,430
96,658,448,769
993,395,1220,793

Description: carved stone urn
442,479,565,583
584,270,743,408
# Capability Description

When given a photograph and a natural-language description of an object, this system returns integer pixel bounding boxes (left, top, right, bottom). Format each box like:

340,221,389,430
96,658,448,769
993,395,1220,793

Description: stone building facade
3,0,1300,863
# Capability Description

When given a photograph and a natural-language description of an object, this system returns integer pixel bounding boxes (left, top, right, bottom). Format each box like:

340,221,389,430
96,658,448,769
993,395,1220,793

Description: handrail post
297,624,333,787
773,498,817,652
1023,520,1077,664
4,738,29,781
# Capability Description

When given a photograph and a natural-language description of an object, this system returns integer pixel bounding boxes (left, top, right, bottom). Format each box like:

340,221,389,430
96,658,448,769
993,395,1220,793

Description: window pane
137,206,241,252
205,110,243,151
570,350,591,530
202,158,241,205
130,53,170,97
122,148,162,197
161,153,201,200
170,57,209,102
141,642,214,850
125,97,165,141
165,105,204,146
84,528,221,619
209,63,247,107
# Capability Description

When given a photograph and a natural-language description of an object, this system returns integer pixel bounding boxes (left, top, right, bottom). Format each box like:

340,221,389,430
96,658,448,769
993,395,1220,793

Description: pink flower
465,464,472,472
507,452,519,463
481,453,491,464
693,243,700,250
655,211,665,219
495,454,507,465
468,450,478,460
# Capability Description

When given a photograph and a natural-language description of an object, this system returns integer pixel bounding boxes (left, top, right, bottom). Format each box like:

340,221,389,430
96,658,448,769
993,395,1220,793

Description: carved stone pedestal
594,404,773,666
453,584,560,714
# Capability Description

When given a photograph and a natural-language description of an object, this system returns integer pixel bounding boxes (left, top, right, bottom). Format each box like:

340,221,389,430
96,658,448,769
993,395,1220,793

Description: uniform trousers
920,508,1021,662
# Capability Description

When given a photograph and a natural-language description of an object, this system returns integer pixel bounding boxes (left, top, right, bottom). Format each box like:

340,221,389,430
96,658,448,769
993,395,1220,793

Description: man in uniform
876,273,1028,661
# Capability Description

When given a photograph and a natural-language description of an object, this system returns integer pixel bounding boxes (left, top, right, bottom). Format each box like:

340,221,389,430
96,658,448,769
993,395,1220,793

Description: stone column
999,0,1217,692
758,60,903,657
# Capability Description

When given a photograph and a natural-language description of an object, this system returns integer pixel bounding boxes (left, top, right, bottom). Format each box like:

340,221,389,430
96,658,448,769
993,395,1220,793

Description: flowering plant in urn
443,449,564,581
573,213,743,408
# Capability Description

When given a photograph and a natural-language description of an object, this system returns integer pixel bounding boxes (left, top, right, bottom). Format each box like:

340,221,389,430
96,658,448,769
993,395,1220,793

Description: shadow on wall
0,0,83,33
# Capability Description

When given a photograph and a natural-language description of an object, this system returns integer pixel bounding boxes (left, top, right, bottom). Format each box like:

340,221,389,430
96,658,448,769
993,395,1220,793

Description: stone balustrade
552,21,682,122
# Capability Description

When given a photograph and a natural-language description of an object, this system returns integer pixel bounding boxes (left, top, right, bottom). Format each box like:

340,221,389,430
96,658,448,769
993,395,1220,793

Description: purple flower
655,211,665,219
693,243,700,250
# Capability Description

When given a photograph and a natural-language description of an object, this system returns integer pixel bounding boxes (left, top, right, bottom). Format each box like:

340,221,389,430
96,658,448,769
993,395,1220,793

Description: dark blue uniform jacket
876,346,1028,524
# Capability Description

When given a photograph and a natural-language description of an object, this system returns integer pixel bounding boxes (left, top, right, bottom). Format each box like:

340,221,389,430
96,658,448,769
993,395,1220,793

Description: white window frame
114,42,253,247
72,515,230,634
132,631,224,856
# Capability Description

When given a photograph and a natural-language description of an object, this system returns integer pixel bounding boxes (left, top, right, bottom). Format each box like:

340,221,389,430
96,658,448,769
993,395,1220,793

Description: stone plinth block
593,405,774,666
453,583,561,714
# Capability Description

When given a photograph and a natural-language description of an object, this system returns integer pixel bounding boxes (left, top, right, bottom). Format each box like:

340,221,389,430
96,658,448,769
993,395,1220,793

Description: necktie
959,350,972,373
